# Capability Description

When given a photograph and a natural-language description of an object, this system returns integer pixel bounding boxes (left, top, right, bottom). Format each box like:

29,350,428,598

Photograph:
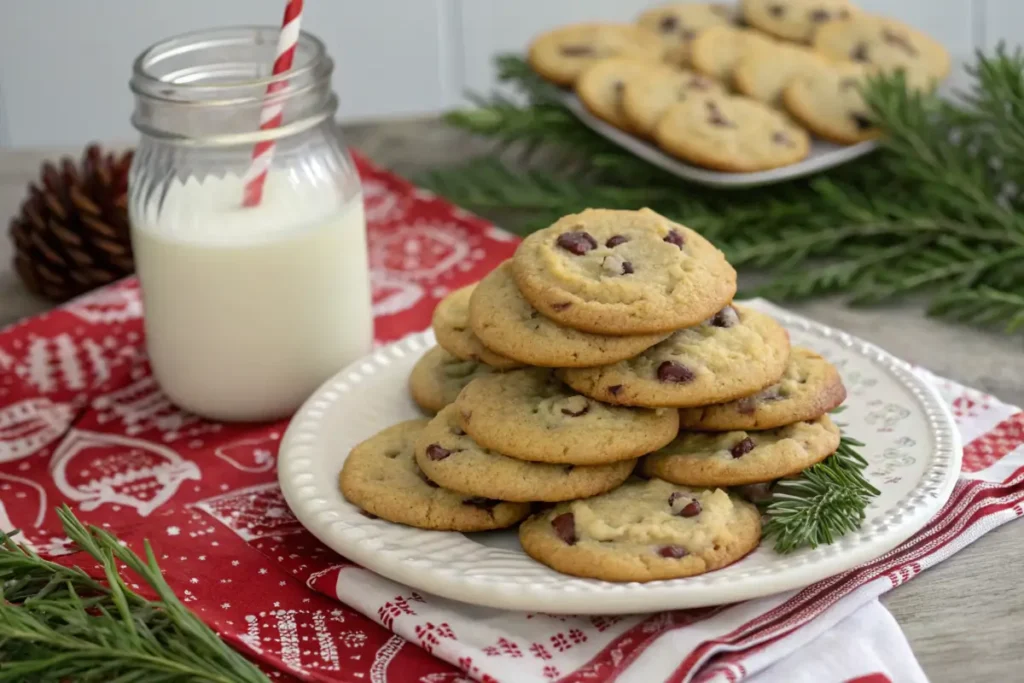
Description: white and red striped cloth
2,153,1021,682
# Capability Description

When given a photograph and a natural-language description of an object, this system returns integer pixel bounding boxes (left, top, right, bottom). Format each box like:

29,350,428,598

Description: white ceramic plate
560,93,878,189
278,299,960,614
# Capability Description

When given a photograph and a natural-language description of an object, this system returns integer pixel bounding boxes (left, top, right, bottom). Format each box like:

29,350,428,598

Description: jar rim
130,25,330,103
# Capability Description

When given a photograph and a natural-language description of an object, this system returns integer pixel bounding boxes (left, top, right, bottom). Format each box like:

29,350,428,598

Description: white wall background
0,0,1018,148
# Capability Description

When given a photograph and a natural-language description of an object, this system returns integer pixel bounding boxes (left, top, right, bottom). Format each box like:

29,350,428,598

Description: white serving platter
560,92,878,189
278,299,960,614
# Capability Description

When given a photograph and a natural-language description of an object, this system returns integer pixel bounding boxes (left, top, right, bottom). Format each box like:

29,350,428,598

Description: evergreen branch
762,434,881,554
0,506,269,683
928,286,1024,332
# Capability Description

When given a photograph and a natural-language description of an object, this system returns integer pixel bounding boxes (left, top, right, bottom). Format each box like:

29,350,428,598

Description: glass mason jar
128,27,372,422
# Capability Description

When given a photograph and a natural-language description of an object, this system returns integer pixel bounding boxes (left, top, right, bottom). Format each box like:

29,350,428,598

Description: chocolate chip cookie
432,285,522,370
782,61,880,144
678,347,846,430
690,25,778,81
528,23,665,87
512,208,736,335
408,346,498,414
742,0,855,43
622,67,726,138
558,304,791,408
733,42,830,108
654,93,811,172
519,477,761,582
469,262,669,368
455,368,679,465
415,405,635,502
643,413,841,486
340,420,530,531
812,13,950,90
635,3,736,66
576,58,660,132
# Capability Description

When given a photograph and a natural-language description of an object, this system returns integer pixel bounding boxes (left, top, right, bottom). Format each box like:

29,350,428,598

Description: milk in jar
131,171,371,421
128,27,371,421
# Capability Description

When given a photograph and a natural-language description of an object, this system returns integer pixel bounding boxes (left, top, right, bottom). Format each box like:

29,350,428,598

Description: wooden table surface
2,119,1021,681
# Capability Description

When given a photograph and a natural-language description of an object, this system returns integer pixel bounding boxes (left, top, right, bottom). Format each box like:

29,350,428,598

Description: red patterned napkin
1,153,1021,683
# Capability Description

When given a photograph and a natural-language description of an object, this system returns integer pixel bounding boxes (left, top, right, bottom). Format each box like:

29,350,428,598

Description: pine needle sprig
423,49,1024,334
0,505,269,683
761,433,881,554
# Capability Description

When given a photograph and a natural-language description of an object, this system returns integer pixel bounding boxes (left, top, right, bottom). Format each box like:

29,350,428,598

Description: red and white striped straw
242,0,304,207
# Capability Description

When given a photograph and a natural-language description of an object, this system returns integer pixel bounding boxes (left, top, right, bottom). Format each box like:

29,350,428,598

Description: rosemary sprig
761,428,882,554
0,506,269,683
422,48,1024,333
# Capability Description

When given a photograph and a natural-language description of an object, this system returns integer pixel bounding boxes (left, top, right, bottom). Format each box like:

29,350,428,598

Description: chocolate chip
607,384,623,396
809,9,830,22
556,231,598,255
850,42,869,63
659,15,678,32
552,302,572,312
706,101,736,128
768,4,785,17
621,261,634,275
605,234,629,248
657,545,689,558
663,229,685,249
737,482,774,504
552,512,577,545
463,497,501,512
657,361,695,384
359,510,379,520
760,386,785,402
425,444,452,461
669,492,702,517
710,305,739,328
851,113,874,131
679,500,702,517
882,29,918,56
561,401,590,417
730,437,756,458
560,45,594,57
772,131,795,148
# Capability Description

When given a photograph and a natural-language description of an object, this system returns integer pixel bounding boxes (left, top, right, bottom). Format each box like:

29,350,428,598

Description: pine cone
9,144,134,302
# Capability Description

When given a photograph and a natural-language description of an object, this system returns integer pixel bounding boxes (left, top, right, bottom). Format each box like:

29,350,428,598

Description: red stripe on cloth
962,412,1024,472
664,471,1024,682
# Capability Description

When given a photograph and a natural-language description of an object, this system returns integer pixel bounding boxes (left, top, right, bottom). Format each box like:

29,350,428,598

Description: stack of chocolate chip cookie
341,208,848,583
524,2,950,171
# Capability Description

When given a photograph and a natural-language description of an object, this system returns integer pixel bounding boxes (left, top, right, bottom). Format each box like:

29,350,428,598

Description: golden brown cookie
340,420,530,531
558,304,791,408
469,262,669,368
414,405,635,502
528,23,664,86
622,66,726,138
733,42,831,108
742,0,856,43
782,61,880,144
812,13,950,89
575,58,660,132
511,208,736,335
408,346,498,414
678,347,847,430
519,477,761,582
455,368,679,465
690,25,777,81
653,92,811,172
636,3,736,66
643,414,841,486
432,285,522,370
